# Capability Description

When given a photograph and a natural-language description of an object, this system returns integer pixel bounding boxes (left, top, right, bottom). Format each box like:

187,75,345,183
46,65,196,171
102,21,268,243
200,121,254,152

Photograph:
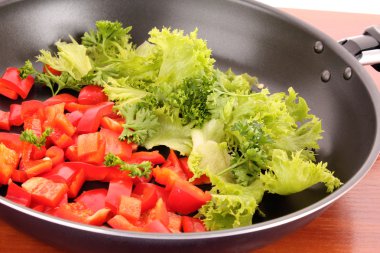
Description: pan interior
0,0,378,225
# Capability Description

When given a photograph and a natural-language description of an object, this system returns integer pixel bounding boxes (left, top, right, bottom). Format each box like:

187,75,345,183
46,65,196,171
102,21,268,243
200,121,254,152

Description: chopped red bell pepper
132,183,159,213
11,170,28,183
100,116,124,134
76,102,114,134
9,104,23,126
22,177,68,207
0,132,23,154
167,180,212,215
142,198,169,227
78,85,108,105
182,216,207,232
143,220,171,233
21,100,44,120
100,128,133,161
77,132,105,164
43,93,78,106
49,130,74,149
0,80,18,99
0,110,10,131
65,102,95,113
108,214,143,232
54,202,111,226
43,64,62,76
65,110,83,127
5,181,32,207
168,212,182,233
53,113,76,137
129,151,166,165
30,145,47,160
23,159,53,178
45,146,65,167
179,157,210,185
105,179,133,214
0,143,19,185
1,67,34,99
74,188,108,212
118,196,142,222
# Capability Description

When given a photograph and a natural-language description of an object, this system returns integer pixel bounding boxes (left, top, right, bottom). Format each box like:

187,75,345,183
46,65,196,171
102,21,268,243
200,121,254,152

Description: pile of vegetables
0,20,342,232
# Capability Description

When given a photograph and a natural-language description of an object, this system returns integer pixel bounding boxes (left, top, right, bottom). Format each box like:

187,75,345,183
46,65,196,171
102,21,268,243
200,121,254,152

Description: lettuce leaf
260,149,342,195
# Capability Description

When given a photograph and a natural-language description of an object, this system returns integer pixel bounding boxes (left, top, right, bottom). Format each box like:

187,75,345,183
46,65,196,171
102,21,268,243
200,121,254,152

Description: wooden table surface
0,7,380,253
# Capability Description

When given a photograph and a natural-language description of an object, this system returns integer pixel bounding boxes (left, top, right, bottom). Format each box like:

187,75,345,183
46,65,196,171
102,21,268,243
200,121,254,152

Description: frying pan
0,0,379,252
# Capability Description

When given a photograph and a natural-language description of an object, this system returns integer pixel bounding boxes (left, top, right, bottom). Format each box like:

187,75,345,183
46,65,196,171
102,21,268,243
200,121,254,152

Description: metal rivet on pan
314,41,324,53
321,70,331,82
343,67,352,80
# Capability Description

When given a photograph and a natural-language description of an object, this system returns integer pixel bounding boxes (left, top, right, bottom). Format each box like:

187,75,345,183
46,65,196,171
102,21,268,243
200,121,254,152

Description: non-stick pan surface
0,0,379,252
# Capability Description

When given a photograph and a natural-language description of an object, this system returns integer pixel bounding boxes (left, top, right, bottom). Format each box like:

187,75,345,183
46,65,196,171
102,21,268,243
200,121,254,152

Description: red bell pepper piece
54,202,111,226
129,151,166,165
76,102,114,134
165,149,188,181
108,214,143,232
30,145,47,160
143,220,171,233
1,67,34,99
143,198,169,228
168,212,182,233
132,183,159,213
105,179,133,214
5,181,32,207
23,159,53,178
0,132,23,154
75,188,108,212
100,128,133,161
67,167,85,198
43,103,65,126
179,157,210,185
42,164,78,184
11,170,28,183
22,177,68,207
78,85,108,105
43,93,78,106
53,113,76,137
49,130,74,149
77,132,106,164
182,216,207,232
100,116,124,134
65,145,79,162
152,167,181,189
0,82,18,99
0,110,10,131
9,104,23,126
65,102,95,113
167,180,212,215
45,146,64,166
118,196,142,222
0,143,19,185
65,110,83,127
43,64,62,76
21,100,44,120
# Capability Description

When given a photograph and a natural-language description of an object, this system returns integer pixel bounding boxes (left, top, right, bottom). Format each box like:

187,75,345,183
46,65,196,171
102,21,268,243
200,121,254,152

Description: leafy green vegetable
20,128,53,149
260,149,342,195
104,153,152,178
37,37,92,80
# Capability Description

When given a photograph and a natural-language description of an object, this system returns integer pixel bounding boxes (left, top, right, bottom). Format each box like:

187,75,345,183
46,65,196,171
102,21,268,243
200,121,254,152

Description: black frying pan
0,0,379,253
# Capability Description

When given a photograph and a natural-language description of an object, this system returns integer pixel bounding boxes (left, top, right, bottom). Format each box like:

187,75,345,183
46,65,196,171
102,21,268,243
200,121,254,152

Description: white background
256,0,380,15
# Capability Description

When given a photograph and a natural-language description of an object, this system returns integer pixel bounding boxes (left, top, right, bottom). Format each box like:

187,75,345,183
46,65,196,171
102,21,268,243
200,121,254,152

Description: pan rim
0,0,379,241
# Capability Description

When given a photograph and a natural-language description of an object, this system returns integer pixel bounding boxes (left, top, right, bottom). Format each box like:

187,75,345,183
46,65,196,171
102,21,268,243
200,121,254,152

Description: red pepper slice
129,151,166,165
74,188,108,212
77,132,105,164
0,110,10,131
45,146,64,167
21,100,44,120
23,159,53,178
0,143,19,185
167,180,212,215
1,67,34,99
78,85,108,105
76,102,114,134
100,116,124,134
43,93,78,106
182,216,207,232
105,179,133,214
43,64,62,76
0,132,23,154
0,84,18,99
118,196,142,222
9,104,23,126
100,128,133,162
168,212,182,233
108,214,143,232
132,183,159,213
5,181,32,207
65,111,83,127
143,220,171,233
22,177,68,207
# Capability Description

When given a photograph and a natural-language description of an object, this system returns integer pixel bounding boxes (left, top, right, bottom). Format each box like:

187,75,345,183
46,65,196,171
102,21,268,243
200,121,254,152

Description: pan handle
339,26,380,71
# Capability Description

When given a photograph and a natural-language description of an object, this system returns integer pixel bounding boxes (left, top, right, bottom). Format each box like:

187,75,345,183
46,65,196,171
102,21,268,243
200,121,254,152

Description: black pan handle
339,26,380,71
